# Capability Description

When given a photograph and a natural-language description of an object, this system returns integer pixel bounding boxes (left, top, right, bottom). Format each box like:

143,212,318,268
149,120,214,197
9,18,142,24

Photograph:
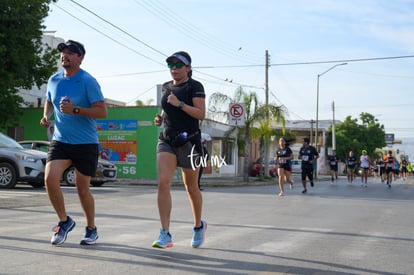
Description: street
1,176,413,274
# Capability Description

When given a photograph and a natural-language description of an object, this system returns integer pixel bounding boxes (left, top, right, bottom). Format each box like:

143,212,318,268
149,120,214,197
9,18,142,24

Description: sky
43,0,414,152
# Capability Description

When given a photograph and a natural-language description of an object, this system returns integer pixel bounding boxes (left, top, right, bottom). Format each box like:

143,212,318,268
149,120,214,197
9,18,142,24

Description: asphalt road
1,176,413,275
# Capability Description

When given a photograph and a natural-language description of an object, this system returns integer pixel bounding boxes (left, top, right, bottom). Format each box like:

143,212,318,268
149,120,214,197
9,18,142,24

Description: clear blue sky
44,0,414,143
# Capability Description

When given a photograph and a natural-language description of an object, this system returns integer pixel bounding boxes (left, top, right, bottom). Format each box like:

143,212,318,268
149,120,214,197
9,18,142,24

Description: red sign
230,104,244,118
229,103,245,126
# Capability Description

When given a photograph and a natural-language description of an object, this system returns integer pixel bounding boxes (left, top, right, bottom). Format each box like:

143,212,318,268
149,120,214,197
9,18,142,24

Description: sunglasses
167,62,186,69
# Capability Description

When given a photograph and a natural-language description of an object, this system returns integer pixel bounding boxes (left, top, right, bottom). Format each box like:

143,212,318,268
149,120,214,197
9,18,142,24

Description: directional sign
229,103,245,126
385,133,394,144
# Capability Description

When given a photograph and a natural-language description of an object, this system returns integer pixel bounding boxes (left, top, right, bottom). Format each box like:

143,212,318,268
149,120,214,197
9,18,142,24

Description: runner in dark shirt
346,150,357,184
298,137,319,194
328,149,340,183
275,137,294,196
384,150,395,188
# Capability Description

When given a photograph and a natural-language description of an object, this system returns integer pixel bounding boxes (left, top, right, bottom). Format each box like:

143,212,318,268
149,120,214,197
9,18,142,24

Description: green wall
17,107,161,179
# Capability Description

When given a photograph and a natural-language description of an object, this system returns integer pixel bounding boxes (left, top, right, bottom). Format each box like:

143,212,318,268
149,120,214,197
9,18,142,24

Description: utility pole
310,119,315,146
265,50,269,109
332,101,336,150
263,50,270,177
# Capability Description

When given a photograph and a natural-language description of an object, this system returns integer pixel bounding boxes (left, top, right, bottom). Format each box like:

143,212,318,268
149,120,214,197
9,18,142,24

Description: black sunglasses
167,62,185,69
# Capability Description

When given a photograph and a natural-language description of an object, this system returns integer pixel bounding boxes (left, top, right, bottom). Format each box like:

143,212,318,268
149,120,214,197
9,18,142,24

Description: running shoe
191,220,207,248
80,226,99,245
278,191,285,196
290,181,294,189
51,216,76,245
152,229,173,248
302,189,307,194
310,181,314,187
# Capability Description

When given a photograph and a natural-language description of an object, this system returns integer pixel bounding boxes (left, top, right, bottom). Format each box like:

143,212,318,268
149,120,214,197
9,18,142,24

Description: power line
51,2,414,106
133,0,262,64
97,70,166,78
195,55,414,69
125,85,157,105
69,0,167,58
53,2,164,65
271,55,414,66
336,103,414,109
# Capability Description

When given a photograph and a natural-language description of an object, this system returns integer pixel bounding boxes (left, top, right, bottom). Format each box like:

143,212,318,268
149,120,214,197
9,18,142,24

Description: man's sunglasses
167,62,186,69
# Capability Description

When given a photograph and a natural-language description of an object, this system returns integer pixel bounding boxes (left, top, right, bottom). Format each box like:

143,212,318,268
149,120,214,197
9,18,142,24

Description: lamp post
315,62,347,177
310,119,315,146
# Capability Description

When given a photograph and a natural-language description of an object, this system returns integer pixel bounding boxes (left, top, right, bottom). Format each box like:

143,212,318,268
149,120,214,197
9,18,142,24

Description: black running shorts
47,141,98,177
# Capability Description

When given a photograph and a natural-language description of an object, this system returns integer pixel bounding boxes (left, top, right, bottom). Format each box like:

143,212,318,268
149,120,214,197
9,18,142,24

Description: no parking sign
229,103,245,126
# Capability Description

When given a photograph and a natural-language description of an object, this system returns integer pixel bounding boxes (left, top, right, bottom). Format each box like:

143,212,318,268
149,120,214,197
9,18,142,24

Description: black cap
57,40,85,56
166,51,191,65
303,137,310,143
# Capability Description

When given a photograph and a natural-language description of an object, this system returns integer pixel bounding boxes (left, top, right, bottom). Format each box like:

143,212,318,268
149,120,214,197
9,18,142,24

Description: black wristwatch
73,107,80,115
178,101,185,109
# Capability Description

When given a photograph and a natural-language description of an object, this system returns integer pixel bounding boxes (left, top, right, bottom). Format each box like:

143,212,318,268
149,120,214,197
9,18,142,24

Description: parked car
0,133,47,189
250,158,277,177
18,140,117,187
291,159,302,173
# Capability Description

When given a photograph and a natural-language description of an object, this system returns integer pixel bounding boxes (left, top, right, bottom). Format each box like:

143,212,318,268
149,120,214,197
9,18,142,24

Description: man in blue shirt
40,40,107,246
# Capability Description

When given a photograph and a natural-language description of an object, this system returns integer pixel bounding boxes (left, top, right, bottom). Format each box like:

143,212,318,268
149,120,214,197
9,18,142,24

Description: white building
19,31,64,108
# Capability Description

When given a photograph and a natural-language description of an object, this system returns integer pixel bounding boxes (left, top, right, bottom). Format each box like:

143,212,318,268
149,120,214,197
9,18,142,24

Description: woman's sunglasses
167,62,186,69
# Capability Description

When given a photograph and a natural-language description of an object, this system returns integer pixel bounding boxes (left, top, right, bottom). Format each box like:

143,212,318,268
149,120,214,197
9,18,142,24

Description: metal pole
235,124,238,176
314,76,320,178
310,119,314,146
332,101,336,150
315,75,320,151
314,62,347,178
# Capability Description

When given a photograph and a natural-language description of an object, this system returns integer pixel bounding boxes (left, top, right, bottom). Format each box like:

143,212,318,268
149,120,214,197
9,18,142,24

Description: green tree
135,98,155,106
0,0,58,130
250,104,286,178
208,86,286,181
326,112,386,161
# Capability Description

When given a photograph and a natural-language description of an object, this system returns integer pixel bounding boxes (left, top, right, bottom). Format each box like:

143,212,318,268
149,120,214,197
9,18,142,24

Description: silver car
291,159,302,173
0,133,47,189
18,140,117,187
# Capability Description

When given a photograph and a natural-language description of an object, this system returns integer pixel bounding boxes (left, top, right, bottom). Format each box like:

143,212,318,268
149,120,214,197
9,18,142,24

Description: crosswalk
0,190,45,199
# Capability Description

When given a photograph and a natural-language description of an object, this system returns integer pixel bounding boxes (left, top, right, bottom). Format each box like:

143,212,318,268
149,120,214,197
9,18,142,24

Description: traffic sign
229,103,245,126
385,133,394,144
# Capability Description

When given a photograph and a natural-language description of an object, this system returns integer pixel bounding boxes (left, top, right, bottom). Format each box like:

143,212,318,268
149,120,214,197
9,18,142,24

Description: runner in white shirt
360,149,370,187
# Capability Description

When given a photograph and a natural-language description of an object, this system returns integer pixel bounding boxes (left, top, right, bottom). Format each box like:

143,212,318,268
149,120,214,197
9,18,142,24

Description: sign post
229,103,245,176
229,103,245,127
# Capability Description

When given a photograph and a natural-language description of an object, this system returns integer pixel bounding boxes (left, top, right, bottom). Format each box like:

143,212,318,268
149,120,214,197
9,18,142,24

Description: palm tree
251,105,287,178
208,86,287,181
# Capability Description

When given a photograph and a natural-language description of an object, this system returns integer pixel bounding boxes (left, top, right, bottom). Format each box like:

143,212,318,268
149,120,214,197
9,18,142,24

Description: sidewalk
114,173,333,187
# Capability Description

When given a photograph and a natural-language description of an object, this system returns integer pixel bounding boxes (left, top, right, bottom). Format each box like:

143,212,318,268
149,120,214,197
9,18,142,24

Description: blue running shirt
46,69,104,144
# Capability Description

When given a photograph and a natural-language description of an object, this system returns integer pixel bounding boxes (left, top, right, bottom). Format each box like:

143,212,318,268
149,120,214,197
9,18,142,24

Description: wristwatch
73,107,80,115
178,101,185,109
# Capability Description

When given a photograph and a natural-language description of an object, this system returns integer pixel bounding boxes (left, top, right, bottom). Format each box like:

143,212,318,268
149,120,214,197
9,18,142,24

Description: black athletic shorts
157,139,201,169
47,140,98,177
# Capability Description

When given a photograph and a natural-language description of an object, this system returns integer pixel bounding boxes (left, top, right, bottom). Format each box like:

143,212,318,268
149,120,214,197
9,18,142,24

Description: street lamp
314,62,347,176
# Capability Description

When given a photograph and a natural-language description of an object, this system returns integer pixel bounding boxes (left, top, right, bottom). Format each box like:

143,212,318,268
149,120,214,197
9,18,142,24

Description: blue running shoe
152,229,173,248
191,220,207,248
51,216,76,245
80,226,99,245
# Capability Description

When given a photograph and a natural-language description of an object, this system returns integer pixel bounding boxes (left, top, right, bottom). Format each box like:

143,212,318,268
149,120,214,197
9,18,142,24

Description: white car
18,140,117,187
0,133,47,189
